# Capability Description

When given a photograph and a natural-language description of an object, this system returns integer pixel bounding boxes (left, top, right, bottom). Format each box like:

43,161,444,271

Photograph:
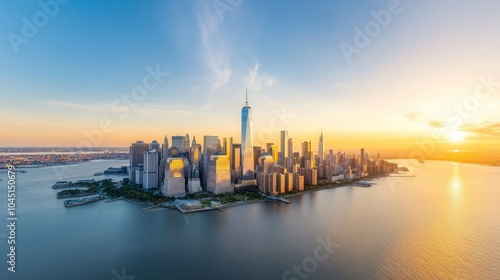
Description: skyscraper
241,89,254,180
143,150,159,190
207,152,233,195
279,130,288,167
129,141,149,182
172,136,184,153
162,135,169,159
162,157,186,197
130,141,149,168
202,135,219,189
150,140,161,162
287,138,293,172
183,134,190,154
318,128,324,162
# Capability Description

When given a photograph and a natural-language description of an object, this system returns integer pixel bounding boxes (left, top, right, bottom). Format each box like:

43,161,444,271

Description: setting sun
449,131,466,142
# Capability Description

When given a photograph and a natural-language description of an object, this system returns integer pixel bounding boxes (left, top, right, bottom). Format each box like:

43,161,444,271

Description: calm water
0,159,499,279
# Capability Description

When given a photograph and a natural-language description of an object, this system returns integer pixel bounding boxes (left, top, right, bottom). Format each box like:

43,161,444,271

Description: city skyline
1,0,499,160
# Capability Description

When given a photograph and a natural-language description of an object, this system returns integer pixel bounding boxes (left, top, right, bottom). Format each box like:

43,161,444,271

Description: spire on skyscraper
243,87,252,109
319,128,325,162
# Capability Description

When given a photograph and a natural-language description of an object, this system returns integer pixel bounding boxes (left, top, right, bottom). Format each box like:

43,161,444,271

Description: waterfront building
260,173,277,194
285,173,294,192
129,141,149,182
276,173,285,194
293,173,305,191
207,152,233,195
162,157,186,197
306,168,318,186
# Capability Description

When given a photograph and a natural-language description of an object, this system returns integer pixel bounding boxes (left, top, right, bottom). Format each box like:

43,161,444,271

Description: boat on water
64,195,104,207
277,197,290,204
356,181,373,187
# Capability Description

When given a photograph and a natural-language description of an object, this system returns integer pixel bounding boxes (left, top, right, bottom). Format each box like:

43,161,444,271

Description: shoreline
58,172,399,213
138,174,395,214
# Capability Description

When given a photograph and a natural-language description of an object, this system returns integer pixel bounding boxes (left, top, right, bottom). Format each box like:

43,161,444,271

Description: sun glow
448,131,466,142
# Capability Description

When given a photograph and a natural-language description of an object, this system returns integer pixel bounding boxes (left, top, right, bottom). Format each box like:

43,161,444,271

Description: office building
129,141,149,181
172,136,184,153
279,130,288,167
162,135,169,159
143,150,159,189
202,135,219,190
241,89,255,180
162,157,186,197
207,152,233,195
318,129,324,162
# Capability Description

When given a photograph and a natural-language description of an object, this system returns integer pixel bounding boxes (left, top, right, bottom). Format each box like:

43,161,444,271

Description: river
0,159,498,279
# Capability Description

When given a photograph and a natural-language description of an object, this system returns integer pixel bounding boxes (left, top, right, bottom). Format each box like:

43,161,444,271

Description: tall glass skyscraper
241,89,254,180
279,130,288,167
318,129,324,162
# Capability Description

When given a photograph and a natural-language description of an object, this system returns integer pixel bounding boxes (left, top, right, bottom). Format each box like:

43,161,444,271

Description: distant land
1,147,499,167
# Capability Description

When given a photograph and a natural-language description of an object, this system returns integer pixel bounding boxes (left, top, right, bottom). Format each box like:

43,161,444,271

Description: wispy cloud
244,62,276,91
428,120,443,128
44,100,107,112
44,100,193,118
197,4,232,91
189,85,200,92
404,112,421,122
132,105,195,117
460,121,500,137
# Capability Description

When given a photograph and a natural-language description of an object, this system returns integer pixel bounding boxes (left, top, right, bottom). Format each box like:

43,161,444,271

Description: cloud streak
244,62,276,91
460,122,500,137
45,100,193,118
197,4,232,91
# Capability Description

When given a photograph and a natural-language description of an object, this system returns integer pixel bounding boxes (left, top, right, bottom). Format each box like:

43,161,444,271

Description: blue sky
1,0,499,150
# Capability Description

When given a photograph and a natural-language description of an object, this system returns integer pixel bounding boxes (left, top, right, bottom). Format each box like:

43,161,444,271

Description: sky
1,0,500,158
